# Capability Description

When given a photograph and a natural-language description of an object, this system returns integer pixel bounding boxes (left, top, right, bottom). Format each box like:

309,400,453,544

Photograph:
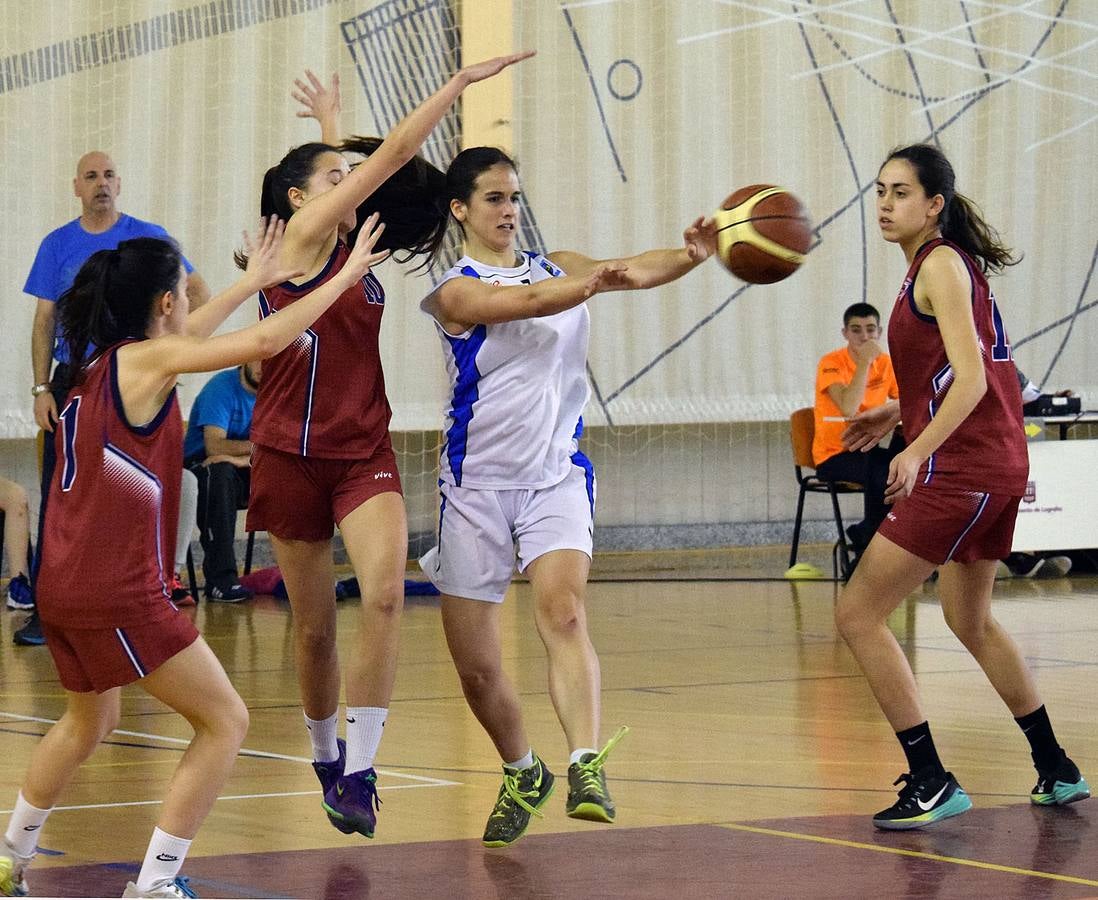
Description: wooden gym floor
1,545,1095,899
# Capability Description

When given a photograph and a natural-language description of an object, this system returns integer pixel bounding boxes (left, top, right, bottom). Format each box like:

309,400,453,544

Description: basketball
714,185,813,284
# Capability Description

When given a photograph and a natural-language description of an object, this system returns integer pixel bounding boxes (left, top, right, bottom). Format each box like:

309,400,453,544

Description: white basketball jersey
423,252,591,490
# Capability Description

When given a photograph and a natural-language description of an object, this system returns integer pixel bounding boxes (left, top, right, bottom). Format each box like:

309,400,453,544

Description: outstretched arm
548,216,717,290
288,52,535,248
425,262,630,333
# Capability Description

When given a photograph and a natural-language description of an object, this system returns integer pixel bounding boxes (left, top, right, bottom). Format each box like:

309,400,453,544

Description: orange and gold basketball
714,185,813,284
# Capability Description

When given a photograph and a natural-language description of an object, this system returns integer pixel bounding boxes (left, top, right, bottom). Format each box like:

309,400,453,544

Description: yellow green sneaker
482,755,555,847
1031,754,1090,806
565,726,629,823
0,839,31,897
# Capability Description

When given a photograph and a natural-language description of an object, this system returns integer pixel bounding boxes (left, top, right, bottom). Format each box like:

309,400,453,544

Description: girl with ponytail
836,144,1088,830
245,53,534,843
0,217,388,899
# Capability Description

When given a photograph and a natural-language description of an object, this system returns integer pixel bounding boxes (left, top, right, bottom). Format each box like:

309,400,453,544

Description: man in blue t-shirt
16,151,211,645
184,363,261,602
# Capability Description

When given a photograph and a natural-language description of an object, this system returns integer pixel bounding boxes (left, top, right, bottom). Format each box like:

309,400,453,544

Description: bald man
17,152,210,644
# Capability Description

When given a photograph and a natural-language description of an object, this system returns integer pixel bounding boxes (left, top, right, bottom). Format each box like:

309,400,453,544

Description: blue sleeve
188,376,235,432
24,234,60,301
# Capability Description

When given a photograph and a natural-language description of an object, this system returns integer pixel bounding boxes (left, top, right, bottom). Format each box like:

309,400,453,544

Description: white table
1011,439,1098,552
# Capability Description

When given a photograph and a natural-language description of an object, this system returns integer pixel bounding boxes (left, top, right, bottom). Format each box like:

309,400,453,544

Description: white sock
570,747,597,766
345,707,387,775
504,750,534,772
4,792,51,858
136,827,191,891
304,711,340,763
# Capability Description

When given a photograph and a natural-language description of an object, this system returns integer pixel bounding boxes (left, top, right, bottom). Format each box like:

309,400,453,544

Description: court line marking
717,822,1098,887
0,782,457,816
0,710,460,787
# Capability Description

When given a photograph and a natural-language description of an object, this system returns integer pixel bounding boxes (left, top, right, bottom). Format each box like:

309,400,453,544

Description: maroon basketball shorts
41,611,199,694
876,484,1021,565
248,439,403,542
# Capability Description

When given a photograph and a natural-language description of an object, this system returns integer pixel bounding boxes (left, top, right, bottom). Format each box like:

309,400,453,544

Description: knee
834,593,872,644
455,656,504,698
59,710,118,755
944,611,991,651
537,591,585,638
195,694,250,748
360,578,405,620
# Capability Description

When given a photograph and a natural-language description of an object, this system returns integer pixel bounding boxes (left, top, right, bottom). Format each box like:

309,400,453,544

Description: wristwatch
31,382,51,397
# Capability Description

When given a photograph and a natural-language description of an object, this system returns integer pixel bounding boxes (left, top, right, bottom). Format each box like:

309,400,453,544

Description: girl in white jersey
418,147,717,847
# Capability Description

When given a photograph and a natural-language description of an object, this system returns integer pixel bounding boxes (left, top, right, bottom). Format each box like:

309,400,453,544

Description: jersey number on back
989,295,1012,362
59,396,82,491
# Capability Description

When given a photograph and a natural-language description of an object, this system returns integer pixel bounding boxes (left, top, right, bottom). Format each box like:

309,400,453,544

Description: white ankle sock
345,707,387,774
304,711,340,763
570,747,597,766
4,792,51,858
136,827,191,891
505,750,534,772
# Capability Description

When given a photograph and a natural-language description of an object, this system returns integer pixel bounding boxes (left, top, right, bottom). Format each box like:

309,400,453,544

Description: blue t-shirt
183,368,256,461
24,214,195,364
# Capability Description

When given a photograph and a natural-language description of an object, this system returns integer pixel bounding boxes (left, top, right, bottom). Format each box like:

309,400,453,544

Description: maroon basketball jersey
251,241,390,459
888,237,1028,494
37,343,183,628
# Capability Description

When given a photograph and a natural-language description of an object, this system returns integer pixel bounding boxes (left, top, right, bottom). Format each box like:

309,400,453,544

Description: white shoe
0,840,31,897
1040,555,1073,578
122,876,196,898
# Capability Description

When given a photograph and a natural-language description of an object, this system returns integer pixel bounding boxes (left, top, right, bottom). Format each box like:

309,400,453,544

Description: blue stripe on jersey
300,327,320,456
571,450,596,517
258,289,273,318
436,481,448,565
460,265,480,278
572,416,584,441
443,325,487,487
115,627,147,678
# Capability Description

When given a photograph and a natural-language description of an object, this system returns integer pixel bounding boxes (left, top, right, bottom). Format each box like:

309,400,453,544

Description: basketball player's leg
937,559,1040,714
526,550,599,750
139,638,250,837
834,534,936,730
130,638,248,893
270,535,341,719
441,593,529,762
338,491,407,712
2,688,121,895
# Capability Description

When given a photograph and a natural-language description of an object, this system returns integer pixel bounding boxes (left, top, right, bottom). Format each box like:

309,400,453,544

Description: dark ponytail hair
882,144,1019,273
234,142,336,269
57,237,182,392
419,147,519,270
338,136,449,270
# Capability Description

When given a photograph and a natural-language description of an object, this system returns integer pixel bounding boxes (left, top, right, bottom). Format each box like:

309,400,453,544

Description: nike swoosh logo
916,783,950,811
906,735,925,746
347,717,357,723
155,853,179,862
23,825,40,831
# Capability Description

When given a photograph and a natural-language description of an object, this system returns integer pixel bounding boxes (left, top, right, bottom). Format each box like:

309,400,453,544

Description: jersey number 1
990,295,1012,362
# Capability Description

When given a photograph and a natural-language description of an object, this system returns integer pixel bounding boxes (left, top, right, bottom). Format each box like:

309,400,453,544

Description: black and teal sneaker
482,755,555,847
565,726,629,823
872,767,972,830
1031,754,1090,806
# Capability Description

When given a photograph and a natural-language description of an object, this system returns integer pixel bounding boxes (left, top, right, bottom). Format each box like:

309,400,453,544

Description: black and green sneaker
565,725,629,823
482,755,555,848
872,767,972,830
1031,753,1090,806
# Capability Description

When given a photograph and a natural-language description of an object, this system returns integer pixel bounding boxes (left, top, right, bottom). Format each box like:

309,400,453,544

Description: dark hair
57,237,182,391
843,302,880,326
234,142,336,269
881,144,1018,273
420,147,519,269
338,136,449,268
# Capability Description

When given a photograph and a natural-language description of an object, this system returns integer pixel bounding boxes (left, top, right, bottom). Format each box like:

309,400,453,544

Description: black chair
788,407,864,580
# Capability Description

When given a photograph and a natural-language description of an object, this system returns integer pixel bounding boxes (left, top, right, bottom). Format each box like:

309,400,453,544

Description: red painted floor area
25,801,1097,899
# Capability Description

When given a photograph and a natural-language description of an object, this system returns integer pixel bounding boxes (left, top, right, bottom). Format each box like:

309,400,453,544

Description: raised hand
458,50,537,86
853,339,883,366
293,70,341,126
243,217,305,289
684,216,718,263
341,212,391,282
